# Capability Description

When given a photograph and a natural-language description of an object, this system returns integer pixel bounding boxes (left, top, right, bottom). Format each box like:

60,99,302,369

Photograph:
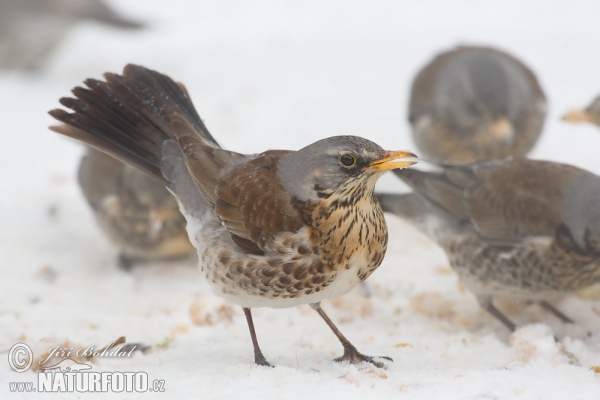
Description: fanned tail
49,64,219,184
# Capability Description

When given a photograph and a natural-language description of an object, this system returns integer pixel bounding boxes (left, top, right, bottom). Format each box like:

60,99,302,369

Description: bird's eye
339,153,357,168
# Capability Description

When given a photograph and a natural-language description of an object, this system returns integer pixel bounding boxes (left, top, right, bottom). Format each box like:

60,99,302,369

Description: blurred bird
49,64,417,367
0,0,143,71
377,158,600,332
409,46,547,163
562,96,600,128
77,147,195,269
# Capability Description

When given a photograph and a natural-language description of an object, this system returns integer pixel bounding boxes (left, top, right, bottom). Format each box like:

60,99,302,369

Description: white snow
1,0,600,398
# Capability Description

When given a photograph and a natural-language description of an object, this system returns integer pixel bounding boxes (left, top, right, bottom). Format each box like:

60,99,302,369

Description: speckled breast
193,191,388,309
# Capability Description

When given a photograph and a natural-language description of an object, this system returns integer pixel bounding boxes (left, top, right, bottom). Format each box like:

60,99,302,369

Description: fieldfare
0,0,143,71
377,158,600,331
409,45,546,163
78,147,194,269
49,64,417,367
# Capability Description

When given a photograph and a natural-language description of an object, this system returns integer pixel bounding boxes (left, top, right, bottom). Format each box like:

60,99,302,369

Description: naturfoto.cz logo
7,343,165,393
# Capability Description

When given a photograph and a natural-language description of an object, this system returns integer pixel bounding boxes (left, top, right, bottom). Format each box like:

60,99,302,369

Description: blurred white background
1,1,600,398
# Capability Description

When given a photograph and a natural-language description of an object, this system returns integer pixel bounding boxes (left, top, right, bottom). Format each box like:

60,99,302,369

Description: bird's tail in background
376,192,430,221
82,0,145,29
376,191,459,242
49,64,219,184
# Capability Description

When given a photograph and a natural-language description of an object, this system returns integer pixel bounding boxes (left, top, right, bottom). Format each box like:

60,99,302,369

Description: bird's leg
310,302,392,368
539,301,575,324
118,253,136,271
484,301,517,332
242,308,272,367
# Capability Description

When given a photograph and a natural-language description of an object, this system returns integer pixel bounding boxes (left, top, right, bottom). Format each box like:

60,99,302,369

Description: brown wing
463,159,579,243
397,158,587,244
214,150,305,250
171,117,304,253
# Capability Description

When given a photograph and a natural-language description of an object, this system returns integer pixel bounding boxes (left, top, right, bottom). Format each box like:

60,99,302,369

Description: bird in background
562,96,600,128
49,64,417,367
77,147,195,269
0,0,143,71
408,45,547,163
377,158,600,332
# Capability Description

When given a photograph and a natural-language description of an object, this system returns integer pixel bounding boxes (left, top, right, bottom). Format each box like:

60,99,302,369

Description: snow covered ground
2,0,600,398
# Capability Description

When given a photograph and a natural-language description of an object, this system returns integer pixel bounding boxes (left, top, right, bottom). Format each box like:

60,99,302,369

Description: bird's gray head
277,135,416,202
433,47,546,138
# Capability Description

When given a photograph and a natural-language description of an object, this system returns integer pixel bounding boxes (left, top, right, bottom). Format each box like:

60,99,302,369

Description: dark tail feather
376,192,431,221
118,65,218,146
391,167,471,221
376,191,460,241
49,64,218,184
80,0,146,30
86,11,145,30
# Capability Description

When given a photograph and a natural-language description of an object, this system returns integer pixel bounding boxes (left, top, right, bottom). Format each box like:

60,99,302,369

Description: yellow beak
562,109,595,124
367,150,418,171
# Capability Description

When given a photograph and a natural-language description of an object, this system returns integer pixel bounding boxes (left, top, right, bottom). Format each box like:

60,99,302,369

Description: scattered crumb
170,325,189,336
510,325,558,364
589,366,600,373
435,266,454,275
341,366,362,387
455,315,473,327
189,299,235,326
34,265,58,282
410,292,456,319
394,343,413,348
367,369,388,379
514,342,538,364
329,295,373,321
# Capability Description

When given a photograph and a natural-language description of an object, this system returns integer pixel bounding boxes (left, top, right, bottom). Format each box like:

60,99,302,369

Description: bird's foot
334,345,392,368
118,253,136,271
254,353,273,368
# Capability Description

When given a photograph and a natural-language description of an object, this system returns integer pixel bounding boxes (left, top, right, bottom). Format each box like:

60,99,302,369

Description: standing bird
377,158,600,332
0,0,143,71
409,46,547,163
562,96,600,128
78,147,195,269
49,64,417,367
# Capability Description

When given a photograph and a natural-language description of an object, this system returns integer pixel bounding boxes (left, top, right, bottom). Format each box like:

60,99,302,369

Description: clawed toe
254,354,274,368
334,346,393,368
118,253,135,271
